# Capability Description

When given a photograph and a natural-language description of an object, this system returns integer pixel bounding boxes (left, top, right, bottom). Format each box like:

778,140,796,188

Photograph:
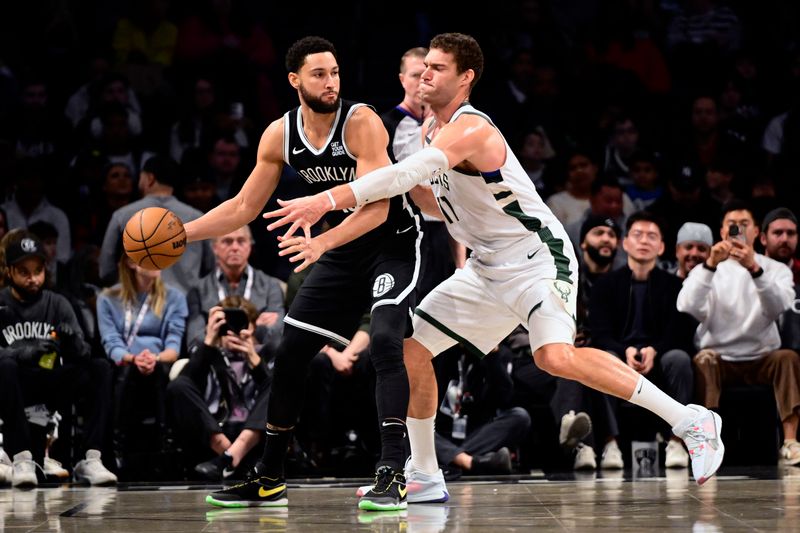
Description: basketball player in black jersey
184,36,421,511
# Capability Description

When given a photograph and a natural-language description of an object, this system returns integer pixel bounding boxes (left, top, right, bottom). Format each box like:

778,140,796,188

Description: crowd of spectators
2,0,800,485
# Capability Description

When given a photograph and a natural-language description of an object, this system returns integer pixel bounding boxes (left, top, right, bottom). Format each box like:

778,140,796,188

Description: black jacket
587,265,697,358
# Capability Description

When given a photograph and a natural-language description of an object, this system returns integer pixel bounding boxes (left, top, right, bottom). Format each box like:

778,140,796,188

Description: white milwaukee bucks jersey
425,103,576,280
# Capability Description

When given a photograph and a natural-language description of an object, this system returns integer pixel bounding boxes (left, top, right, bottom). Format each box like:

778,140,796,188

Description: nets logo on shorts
373,274,395,297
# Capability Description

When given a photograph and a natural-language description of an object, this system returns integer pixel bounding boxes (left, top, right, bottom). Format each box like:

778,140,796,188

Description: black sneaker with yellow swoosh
205,472,288,508
358,465,407,511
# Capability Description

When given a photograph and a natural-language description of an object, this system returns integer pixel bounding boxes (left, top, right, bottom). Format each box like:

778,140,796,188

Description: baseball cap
670,164,702,192
676,222,713,247
5,235,47,265
580,214,621,243
761,207,798,233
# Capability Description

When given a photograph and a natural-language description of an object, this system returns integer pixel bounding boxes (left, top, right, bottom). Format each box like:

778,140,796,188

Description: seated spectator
565,176,633,270
99,154,214,294
705,156,737,206
86,162,136,247
760,208,800,354
96,252,188,473
0,231,116,487
518,126,556,197
64,54,143,130
178,149,221,213
186,225,284,348
205,134,244,202
282,265,376,473
671,222,713,279
433,344,531,477
169,77,220,165
546,149,598,226
602,114,642,188
625,149,664,211
647,163,721,261
760,208,800,284
677,200,800,465
2,157,72,263
552,216,621,470
167,296,272,480
589,211,697,469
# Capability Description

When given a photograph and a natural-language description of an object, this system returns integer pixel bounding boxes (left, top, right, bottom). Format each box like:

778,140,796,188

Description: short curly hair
285,36,337,73
429,33,484,90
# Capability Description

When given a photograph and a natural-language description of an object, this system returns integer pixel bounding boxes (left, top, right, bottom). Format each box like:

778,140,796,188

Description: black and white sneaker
358,465,407,511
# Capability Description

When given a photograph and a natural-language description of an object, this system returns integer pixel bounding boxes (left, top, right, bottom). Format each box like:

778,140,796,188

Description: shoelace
682,424,711,458
15,457,46,478
370,466,397,495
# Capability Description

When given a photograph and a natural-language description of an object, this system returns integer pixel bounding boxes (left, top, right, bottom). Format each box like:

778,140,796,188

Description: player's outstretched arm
185,120,285,243
263,114,500,236
264,146,450,238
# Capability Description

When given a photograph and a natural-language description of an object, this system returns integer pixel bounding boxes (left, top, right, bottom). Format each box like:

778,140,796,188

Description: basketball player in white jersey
265,33,725,488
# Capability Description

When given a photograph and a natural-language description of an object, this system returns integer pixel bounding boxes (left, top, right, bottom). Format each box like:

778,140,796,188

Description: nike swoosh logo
382,421,405,427
527,250,538,259
258,484,286,498
396,226,414,234
292,147,306,154
637,380,643,394
222,467,236,479
398,486,408,498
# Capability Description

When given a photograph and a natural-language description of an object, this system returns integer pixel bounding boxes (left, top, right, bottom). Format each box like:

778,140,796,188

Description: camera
219,307,249,336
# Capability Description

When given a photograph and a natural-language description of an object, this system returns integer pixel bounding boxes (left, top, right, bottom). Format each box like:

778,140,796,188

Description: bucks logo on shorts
373,274,395,297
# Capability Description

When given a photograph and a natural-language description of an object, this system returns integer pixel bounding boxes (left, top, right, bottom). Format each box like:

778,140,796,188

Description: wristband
702,262,717,272
325,190,336,210
750,266,764,278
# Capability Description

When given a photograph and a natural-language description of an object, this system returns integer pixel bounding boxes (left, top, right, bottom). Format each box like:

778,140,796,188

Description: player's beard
586,244,616,267
300,84,340,114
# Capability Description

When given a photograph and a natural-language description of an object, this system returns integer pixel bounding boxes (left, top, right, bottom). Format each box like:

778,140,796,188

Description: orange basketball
122,207,186,270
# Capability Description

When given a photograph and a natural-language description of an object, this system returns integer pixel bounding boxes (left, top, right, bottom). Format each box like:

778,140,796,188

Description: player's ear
288,72,300,89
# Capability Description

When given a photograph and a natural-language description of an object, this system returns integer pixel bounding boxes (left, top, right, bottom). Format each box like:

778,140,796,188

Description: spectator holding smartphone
678,200,800,465
167,296,272,480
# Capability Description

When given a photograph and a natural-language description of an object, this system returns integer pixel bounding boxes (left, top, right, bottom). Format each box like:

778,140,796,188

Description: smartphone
728,223,745,242
219,307,249,335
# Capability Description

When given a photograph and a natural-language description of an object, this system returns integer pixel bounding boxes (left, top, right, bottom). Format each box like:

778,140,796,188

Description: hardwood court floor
3,467,800,532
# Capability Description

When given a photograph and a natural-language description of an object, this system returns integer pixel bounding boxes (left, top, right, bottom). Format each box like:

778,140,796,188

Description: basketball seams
145,208,171,242
124,207,186,270
123,228,186,253
139,209,158,269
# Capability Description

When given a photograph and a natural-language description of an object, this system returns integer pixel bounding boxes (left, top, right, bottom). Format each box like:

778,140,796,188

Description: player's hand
277,235,327,273
263,193,332,241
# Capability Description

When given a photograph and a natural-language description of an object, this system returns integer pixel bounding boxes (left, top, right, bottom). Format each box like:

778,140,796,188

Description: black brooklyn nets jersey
283,99,418,249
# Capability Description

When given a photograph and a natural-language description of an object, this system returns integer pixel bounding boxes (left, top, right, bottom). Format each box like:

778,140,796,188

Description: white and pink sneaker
673,404,724,485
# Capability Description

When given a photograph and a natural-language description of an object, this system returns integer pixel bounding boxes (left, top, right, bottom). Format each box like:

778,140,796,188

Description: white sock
628,375,695,427
407,416,438,474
